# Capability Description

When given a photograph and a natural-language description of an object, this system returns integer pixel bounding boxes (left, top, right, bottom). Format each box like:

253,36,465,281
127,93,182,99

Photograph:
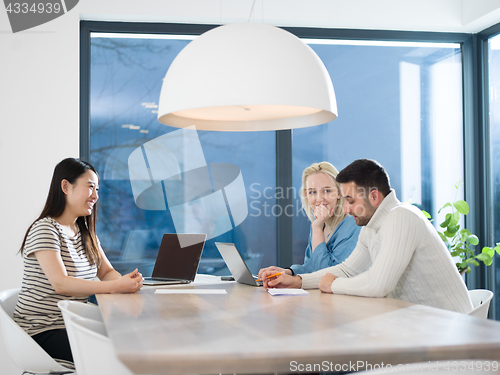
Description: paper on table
267,288,309,296
155,289,227,295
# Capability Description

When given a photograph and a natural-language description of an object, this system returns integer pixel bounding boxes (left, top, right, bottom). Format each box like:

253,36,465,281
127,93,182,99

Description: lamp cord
247,0,257,22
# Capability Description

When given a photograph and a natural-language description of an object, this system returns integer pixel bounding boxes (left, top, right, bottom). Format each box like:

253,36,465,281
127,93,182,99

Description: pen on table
256,271,286,282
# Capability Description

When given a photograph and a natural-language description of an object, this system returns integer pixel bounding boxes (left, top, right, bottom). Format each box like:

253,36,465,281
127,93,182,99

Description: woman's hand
311,205,334,251
312,205,334,228
113,269,144,294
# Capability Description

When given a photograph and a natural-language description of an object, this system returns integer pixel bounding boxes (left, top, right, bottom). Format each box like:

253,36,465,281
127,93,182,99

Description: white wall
1,1,500,374
0,5,81,374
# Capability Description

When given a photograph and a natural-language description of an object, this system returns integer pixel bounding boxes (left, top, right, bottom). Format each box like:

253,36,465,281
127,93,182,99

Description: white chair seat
58,300,133,375
468,289,494,319
0,288,74,374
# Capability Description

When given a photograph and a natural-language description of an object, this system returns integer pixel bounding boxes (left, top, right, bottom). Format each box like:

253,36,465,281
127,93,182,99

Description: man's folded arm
330,209,421,297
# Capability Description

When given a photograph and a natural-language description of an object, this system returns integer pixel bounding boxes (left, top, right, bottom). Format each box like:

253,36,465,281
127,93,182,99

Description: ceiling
79,0,500,34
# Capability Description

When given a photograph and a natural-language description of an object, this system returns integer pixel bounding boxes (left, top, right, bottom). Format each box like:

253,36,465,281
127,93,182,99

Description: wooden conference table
96,275,500,374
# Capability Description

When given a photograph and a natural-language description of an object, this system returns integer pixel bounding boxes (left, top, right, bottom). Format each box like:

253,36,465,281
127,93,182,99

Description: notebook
143,233,207,286
215,242,262,287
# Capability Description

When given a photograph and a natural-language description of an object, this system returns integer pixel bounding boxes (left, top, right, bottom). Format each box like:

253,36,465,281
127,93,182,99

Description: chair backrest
57,299,104,323
58,300,133,375
58,300,105,373
468,289,494,319
0,288,74,374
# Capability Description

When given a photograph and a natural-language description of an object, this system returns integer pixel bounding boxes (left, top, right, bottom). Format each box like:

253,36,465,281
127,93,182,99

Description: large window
89,34,276,276
290,41,464,265
83,22,469,282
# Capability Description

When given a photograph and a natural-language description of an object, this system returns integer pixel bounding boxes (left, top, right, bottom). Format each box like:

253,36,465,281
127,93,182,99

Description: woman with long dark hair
13,158,143,369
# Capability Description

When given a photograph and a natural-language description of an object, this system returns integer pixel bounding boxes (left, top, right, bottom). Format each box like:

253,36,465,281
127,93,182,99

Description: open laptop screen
151,233,206,281
215,242,262,286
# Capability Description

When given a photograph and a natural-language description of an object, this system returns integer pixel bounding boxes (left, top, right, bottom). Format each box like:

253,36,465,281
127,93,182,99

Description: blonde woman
258,162,360,279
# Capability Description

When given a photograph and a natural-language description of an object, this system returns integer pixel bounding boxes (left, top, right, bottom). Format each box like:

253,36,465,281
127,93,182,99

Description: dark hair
336,159,391,198
20,158,101,266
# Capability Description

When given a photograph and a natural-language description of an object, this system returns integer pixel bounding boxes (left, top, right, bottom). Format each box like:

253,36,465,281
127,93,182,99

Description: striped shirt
13,217,98,337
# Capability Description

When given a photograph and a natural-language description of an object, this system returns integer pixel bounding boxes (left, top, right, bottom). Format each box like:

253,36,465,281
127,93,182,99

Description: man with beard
258,159,473,314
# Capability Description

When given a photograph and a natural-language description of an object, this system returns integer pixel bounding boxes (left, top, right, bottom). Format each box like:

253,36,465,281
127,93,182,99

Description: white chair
468,289,494,319
58,300,133,375
0,288,74,374
56,299,103,323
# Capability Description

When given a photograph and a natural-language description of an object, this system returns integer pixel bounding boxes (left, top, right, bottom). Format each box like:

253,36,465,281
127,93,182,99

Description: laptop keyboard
148,277,179,282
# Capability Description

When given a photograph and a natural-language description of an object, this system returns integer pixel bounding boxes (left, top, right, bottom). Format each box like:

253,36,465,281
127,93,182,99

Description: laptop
215,242,262,286
143,233,207,286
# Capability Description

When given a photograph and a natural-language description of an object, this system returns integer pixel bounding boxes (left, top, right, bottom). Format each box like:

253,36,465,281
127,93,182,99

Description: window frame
477,23,500,319
80,20,481,297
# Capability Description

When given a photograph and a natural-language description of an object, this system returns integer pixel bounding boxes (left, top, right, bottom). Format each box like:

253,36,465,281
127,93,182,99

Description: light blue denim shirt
290,215,360,274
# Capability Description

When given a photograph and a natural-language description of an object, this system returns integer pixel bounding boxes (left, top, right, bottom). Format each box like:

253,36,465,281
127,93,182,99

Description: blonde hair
300,162,346,233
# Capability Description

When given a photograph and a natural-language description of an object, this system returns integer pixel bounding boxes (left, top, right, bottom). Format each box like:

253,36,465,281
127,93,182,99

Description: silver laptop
143,233,207,286
215,242,262,286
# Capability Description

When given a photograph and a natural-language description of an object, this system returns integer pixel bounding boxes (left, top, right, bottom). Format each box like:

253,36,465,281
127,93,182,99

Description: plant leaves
447,225,460,235
460,228,472,236
468,235,479,246
454,200,469,215
493,243,500,255
440,214,451,228
482,247,495,257
438,232,448,242
444,230,456,238
438,202,452,213
435,182,500,273
460,232,468,243
476,252,492,266
476,253,491,262
449,211,460,226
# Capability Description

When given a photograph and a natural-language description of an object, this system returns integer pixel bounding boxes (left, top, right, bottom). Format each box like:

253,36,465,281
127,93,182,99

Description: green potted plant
422,182,500,274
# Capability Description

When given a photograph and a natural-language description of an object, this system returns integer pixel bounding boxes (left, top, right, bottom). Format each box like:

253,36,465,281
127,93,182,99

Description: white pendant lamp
157,23,337,131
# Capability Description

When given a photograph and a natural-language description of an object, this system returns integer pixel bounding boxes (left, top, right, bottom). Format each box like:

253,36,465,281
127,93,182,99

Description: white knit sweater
300,191,473,314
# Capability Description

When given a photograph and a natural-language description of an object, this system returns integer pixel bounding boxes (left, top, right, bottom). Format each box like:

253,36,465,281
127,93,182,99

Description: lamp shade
157,23,337,131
